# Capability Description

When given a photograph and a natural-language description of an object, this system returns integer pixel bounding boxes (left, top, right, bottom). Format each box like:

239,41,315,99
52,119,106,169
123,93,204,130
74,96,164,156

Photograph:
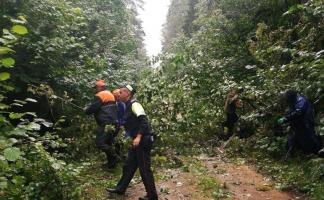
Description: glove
277,117,286,125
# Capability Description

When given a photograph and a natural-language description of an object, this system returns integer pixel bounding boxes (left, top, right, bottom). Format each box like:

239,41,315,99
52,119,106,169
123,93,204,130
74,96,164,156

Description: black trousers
96,126,117,164
287,128,322,154
224,113,238,137
116,143,158,200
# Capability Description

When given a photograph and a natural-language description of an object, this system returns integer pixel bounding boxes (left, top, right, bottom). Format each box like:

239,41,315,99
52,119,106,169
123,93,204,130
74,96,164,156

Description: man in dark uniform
278,90,322,157
107,84,158,200
113,88,126,129
84,80,119,168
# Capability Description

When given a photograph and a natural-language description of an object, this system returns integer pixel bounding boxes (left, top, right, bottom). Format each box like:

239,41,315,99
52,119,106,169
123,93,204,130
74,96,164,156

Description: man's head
95,80,106,93
284,89,297,105
112,88,121,101
119,84,136,102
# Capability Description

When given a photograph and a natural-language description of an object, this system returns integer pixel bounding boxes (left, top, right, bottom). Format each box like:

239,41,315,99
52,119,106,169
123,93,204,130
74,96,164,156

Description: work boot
138,196,148,200
106,188,125,195
138,195,158,200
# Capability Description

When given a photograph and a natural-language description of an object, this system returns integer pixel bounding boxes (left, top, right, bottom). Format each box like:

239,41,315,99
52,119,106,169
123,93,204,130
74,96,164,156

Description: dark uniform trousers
116,142,157,200
224,112,238,137
96,126,117,164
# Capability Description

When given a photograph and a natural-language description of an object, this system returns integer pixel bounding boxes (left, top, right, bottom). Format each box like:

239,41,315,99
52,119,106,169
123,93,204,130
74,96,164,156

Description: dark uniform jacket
285,95,322,153
85,90,118,126
123,99,151,138
285,95,315,132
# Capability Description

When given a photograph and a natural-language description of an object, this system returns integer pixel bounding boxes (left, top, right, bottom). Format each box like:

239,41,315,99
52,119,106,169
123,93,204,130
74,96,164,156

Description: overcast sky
138,0,171,57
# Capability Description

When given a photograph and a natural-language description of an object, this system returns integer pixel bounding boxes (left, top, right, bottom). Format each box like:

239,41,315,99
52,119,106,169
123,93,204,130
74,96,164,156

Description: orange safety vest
96,90,115,103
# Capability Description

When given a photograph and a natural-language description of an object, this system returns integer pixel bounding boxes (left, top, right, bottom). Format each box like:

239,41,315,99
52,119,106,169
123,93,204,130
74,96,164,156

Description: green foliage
140,0,323,198
0,19,81,199
0,0,149,198
3,147,22,162
0,72,10,81
0,0,148,124
11,25,28,35
0,47,15,55
198,177,230,199
1,58,15,67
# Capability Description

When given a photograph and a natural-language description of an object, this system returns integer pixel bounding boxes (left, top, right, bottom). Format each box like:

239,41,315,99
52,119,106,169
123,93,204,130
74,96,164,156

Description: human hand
132,134,142,147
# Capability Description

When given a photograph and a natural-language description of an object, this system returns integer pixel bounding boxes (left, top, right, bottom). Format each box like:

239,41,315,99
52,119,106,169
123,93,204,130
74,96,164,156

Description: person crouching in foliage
277,90,323,158
84,80,119,168
223,88,243,139
107,84,158,200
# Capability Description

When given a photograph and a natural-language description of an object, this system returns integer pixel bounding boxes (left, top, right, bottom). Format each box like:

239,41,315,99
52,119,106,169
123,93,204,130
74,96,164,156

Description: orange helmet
95,80,106,87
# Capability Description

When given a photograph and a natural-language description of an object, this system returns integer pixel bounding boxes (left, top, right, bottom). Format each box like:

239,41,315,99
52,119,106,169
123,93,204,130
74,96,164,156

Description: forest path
126,154,302,200
81,153,303,200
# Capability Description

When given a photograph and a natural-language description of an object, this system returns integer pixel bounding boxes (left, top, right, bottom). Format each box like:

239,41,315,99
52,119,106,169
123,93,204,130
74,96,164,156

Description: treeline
139,0,323,198
0,0,146,199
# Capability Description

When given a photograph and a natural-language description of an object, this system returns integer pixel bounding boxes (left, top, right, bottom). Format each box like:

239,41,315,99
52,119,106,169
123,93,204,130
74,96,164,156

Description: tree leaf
0,177,8,189
0,115,5,123
18,16,27,23
12,25,28,35
9,128,27,137
51,162,62,170
1,58,15,67
11,103,23,107
14,99,27,104
41,121,53,128
0,72,10,81
25,112,37,117
25,98,37,103
10,19,26,25
0,47,15,55
3,147,21,162
0,140,11,150
0,103,9,110
9,113,25,119
27,122,41,131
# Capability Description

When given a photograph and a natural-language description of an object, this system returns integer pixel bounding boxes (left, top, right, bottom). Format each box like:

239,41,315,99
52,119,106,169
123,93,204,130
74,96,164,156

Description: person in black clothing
277,90,322,157
107,84,158,200
84,80,119,168
223,88,243,139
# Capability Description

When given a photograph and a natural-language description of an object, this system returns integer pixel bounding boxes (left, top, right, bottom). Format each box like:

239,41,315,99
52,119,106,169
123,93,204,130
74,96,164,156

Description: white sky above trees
138,0,171,57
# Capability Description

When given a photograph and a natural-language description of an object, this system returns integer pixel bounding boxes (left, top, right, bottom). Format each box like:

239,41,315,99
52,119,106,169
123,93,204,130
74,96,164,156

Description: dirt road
107,154,303,200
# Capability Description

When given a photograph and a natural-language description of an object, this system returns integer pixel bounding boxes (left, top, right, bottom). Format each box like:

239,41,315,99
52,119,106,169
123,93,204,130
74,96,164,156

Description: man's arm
85,96,102,115
285,97,306,122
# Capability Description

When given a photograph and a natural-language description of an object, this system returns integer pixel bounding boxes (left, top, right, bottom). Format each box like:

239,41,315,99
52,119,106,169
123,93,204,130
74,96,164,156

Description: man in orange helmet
85,80,119,168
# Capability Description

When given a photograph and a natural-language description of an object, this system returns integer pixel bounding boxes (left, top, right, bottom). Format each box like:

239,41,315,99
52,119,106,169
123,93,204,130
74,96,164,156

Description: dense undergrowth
0,0,146,199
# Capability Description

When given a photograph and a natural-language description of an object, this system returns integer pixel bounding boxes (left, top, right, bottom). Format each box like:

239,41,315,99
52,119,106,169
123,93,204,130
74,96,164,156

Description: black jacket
85,90,118,126
124,99,151,138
